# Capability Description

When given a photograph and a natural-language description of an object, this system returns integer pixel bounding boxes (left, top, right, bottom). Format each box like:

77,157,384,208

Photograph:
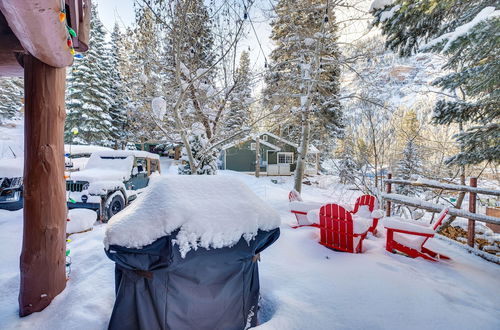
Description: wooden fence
383,174,500,252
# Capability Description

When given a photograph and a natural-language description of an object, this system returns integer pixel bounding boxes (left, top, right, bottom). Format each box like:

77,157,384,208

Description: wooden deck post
19,55,67,316
467,177,477,247
386,173,392,217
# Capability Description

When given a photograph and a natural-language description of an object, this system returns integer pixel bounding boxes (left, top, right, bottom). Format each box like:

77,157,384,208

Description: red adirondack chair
384,208,450,261
318,203,371,253
288,190,322,227
352,195,381,234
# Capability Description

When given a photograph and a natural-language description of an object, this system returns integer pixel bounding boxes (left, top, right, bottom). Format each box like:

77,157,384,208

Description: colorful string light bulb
59,12,66,22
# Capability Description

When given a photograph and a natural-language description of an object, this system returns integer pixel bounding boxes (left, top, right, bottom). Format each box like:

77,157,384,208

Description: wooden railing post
386,173,392,217
467,177,477,247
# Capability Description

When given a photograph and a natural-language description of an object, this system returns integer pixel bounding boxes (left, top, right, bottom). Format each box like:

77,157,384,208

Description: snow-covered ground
0,169,499,329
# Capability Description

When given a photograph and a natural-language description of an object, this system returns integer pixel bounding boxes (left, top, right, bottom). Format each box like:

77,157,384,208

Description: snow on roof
222,132,319,154
0,158,23,177
222,136,281,151
92,150,160,160
64,144,113,155
104,175,281,256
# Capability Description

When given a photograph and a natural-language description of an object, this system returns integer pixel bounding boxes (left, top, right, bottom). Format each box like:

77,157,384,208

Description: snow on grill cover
104,175,280,254
103,175,280,330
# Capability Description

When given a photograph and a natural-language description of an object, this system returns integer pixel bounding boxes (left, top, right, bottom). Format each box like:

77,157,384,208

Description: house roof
222,135,281,151
222,132,320,154
259,132,320,154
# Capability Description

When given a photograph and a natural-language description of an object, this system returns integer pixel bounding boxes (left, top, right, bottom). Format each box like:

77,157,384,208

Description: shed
221,132,320,176
104,175,281,330
0,0,91,316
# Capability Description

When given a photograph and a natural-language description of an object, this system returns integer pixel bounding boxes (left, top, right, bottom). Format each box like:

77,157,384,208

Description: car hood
68,168,131,183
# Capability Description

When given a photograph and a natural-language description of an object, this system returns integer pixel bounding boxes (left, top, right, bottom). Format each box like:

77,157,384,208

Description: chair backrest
353,195,378,213
288,189,303,202
431,208,449,231
319,204,354,251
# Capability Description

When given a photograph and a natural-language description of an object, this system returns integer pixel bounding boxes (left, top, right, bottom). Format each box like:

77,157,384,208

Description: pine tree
225,51,252,132
0,77,23,123
178,126,218,175
397,139,422,196
265,0,344,153
372,1,499,165
107,23,130,149
66,3,114,145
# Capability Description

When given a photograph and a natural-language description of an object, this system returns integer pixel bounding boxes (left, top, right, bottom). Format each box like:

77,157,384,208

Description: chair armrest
384,217,434,235
385,227,435,237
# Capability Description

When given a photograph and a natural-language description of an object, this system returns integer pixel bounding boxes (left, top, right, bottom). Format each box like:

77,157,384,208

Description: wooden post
19,55,67,317
255,136,260,178
467,177,477,247
386,173,392,217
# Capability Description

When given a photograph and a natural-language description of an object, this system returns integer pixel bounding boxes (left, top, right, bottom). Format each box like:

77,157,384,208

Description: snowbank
0,158,23,177
104,176,281,257
67,209,97,234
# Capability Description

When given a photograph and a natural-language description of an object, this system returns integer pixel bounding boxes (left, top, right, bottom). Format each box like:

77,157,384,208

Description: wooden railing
383,174,500,251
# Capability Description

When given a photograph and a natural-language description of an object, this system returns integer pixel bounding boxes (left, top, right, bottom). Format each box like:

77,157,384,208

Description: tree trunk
255,136,260,178
19,55,67,317
294,112,310,193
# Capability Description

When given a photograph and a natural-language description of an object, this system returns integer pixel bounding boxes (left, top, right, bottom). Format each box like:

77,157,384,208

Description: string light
67,38,73,48
68,27,77,37
59,12,66,22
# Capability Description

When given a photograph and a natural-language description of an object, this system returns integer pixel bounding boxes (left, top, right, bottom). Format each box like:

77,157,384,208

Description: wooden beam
19,54,67,317
0,0,73,68
384,178,500,196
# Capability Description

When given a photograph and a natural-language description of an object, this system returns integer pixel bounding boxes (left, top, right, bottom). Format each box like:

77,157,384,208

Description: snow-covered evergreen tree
178,125,218,175
225,51,252,132
66,3,113,145
108,23,130,149
371,1,499,165
265,0,344,154
0,77,23,123
396,139,422,196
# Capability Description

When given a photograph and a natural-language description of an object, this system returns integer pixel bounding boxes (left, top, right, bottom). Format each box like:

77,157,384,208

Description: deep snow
0,169,499,330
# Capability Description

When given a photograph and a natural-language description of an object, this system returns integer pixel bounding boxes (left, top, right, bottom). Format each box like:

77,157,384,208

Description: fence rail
383,175,499,253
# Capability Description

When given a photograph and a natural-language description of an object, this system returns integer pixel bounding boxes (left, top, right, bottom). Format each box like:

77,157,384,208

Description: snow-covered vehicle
66,150,161,220
0,158,23,211
64,144,113,172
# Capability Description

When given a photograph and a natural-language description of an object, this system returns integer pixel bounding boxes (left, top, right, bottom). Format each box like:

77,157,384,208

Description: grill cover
105,228,280,330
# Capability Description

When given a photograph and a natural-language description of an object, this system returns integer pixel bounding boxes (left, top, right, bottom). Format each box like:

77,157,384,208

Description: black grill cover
105,228,280,330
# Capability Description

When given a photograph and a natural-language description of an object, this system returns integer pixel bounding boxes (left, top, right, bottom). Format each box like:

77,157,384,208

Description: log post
386,173,392,217
467,177,477,247
19,55,67,316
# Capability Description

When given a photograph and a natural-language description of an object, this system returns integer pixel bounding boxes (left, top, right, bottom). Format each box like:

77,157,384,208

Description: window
277,152,293,164
250,143,256,151
262,135,268,141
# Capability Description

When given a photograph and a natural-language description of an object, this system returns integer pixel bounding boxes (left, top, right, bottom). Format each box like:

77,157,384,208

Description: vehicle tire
106,192,125,220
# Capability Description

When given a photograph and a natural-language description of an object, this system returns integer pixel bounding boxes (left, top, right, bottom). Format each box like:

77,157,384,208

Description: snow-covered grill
104,175,280,330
